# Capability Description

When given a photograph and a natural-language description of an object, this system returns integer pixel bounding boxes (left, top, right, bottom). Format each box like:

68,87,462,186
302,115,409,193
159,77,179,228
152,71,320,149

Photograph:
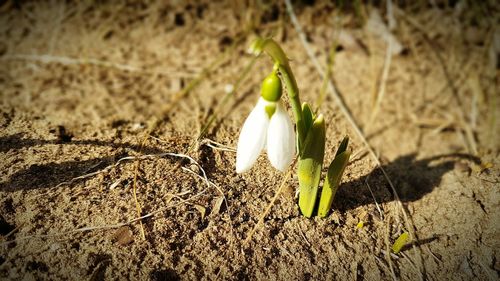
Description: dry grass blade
317,12,342,110
380,249,400,260
1,54,194,77
364,174,384,219
384,220,398,281
368,40,393,128
200,139,236,152
131,159,146,240
374,255,393,279
55,155,139,188
54,152,211,191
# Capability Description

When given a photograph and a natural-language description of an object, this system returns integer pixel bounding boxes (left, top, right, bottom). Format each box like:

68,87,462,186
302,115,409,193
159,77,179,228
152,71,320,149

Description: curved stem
250,38,306,151
278,65,305,151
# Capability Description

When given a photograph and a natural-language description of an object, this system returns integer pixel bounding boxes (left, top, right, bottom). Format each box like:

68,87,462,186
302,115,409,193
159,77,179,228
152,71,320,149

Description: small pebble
224,84,234,94
50,243,61,251
112,226,134,246
190,164,200,174
130,123,144,131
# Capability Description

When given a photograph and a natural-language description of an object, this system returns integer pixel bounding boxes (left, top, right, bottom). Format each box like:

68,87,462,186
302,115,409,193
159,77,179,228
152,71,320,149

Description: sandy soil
0,1,499,280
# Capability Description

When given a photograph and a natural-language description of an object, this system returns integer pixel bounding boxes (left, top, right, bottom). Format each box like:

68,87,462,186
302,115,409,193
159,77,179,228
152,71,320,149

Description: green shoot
298,115,325,218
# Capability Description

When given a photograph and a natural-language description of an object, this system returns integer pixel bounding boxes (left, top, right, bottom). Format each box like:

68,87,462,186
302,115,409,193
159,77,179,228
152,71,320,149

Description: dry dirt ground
0,1,499,280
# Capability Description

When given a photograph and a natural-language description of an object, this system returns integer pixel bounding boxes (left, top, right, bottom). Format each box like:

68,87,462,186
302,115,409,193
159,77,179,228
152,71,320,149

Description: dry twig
368,40,393,128
364,174,384,220
1,54,195,77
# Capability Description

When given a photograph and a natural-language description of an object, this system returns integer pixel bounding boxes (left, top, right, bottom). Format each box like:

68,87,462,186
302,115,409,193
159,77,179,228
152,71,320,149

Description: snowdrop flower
236,71,295,173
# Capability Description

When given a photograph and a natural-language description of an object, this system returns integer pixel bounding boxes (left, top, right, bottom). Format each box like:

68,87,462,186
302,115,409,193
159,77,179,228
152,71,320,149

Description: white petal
267,101,296,172
236,98,270,173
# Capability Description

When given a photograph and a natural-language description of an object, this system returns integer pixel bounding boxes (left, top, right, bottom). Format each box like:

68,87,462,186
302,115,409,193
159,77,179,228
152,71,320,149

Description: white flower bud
236,98,296,173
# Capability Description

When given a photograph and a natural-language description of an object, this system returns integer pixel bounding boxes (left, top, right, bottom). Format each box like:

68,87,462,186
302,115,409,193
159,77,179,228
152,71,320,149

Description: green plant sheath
301,102,313,138
298,115,326,218
318,136,350,217
318,148,350,217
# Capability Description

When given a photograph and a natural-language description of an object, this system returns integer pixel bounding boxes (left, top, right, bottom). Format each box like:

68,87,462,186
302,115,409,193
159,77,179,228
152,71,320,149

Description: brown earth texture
0,1,499,280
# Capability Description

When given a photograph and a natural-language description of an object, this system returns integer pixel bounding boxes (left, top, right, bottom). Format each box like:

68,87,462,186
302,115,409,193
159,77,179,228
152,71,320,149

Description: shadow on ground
0,133,165,191
333,152,480,211
0,133,480,210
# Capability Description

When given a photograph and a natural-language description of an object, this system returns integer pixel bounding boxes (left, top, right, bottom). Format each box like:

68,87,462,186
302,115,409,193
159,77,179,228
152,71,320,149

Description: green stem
251,38,306,151
278,65,305,151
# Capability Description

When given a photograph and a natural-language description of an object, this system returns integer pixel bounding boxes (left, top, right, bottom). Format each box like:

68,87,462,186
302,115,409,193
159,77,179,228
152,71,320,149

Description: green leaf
298,115,326,218
318,150,351,217
301,102,313,139
335,136,349,157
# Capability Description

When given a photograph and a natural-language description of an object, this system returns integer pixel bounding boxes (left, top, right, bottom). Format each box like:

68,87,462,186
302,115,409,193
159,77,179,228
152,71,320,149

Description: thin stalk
251,38,306,151
278,65,306,152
